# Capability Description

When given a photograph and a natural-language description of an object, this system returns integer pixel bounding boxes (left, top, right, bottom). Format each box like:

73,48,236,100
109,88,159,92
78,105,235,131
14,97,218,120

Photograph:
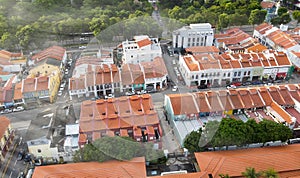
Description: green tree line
184,118,293,152
0,0,152,51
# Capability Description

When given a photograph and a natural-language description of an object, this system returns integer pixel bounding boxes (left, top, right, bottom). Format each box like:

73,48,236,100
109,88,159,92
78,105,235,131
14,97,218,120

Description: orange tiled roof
79,95,159,136
249,89,265,108
260,1,275,8
183,56,199,71
169,94,198,115
238,89,254,109
32,157,147,178
13,82,23,100
206,91,223,112
137,38,152,48
278,86,294,106
267,30,298,49
194,93,210,113
36,76,49,91
22,78,36,93
228,89,244,109
268,86,286,105
31,45,65,62
141,57,168,79
259,87,273,106
195,144,300,178
270,101,293,124
247,43,268,53
0,116,10,138
254,23,273,35
186,46,220,54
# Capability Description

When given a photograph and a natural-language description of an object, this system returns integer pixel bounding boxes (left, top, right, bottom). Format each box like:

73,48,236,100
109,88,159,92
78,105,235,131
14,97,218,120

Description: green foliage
183,118,293,151
242,167,261,178
292,10,300,23
277,7,288,17
183,129,202,153
219,174,231,178
73,136,166,163
261,168,279,178
249,9,267,25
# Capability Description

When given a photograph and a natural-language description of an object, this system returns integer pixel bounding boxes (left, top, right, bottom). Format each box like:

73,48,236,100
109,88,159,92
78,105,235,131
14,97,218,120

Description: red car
231,82,242,86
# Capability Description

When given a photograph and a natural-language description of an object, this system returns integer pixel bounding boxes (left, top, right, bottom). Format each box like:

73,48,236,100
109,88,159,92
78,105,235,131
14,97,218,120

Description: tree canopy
183,118,293,152
73,136,166,164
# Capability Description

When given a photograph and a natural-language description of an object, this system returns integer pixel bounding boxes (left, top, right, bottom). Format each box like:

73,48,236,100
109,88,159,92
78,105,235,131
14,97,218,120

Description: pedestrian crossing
10,120,31,131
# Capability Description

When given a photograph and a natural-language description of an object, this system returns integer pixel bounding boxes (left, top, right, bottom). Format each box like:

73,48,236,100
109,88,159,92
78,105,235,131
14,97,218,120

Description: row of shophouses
164,84,300,145
0,45,67,109
179,49,293,87
176,22,300,87
68,35,167,99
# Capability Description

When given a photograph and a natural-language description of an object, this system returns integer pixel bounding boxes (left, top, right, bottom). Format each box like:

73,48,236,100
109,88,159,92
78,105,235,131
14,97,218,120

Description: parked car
242,81,252,86
17,172,25,178
79,46,86,49
231,82,242,86
1,109,12,114
58,91,63,96
13,106,24,112
125,92,133,96
198,85,207,89
105,94,114,99
17,150,25,161
227,85,237,89
172,86,178,92
251,80,262,85
23,154,32,162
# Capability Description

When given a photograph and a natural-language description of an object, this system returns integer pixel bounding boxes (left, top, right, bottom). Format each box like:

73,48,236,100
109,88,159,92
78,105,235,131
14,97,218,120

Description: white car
13,106,24,112
58,91,63,96
79,46,86,49
172,86,178,92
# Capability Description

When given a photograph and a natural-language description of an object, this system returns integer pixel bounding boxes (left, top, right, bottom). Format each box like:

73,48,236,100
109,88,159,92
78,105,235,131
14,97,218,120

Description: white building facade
179,51,293,87
121,35,162,64
172,23,214,50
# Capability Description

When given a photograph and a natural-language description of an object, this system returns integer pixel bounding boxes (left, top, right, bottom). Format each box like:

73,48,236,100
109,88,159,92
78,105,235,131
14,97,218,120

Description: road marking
9,171,12,178
14,160,17,166
11,121,31,130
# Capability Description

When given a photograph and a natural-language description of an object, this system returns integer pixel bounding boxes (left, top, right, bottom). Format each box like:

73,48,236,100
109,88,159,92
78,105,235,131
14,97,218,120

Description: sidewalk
0,135,19,178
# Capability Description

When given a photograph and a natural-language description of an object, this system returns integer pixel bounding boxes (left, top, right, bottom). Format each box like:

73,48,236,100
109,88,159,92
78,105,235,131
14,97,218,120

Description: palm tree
262,168,279,178
242,167,261,178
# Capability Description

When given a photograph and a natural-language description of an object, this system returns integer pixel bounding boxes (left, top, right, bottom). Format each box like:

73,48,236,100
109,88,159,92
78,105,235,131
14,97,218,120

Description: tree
280,12,292,24
73,136,166,163
292,10,300,25
218,13,229,29
277,7,288,17
242,167,261,178
262,168,279,178
183,129,202,152
249,9,267,25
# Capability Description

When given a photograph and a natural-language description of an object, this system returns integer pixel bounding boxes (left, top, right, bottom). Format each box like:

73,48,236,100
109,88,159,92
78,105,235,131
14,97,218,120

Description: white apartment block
172,23,214,49
120,35,162,64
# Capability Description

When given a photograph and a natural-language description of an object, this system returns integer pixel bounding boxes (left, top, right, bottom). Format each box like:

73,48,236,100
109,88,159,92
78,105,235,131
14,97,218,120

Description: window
238,71,241,76
195,75,198,79
38,149,41,153
248,71,250,75
228,73,230,77
234,72,237,77
244,71,247,75
223,73,226,77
